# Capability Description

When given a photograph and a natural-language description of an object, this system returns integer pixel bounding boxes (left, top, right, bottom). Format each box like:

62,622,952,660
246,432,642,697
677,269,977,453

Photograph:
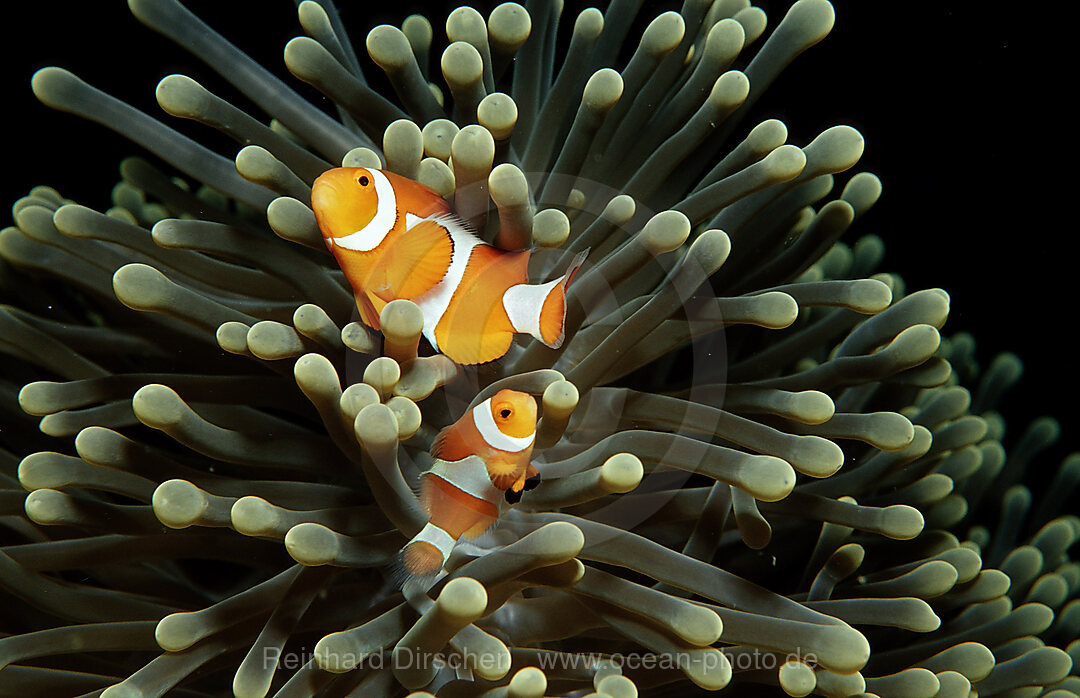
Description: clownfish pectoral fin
504,464,540,503
508,464,540,495
488,461,526,491
366,219,454,302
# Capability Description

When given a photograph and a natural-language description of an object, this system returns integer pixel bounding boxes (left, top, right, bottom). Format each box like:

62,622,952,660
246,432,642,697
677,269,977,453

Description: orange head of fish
489,389,538,440
311,167,382,247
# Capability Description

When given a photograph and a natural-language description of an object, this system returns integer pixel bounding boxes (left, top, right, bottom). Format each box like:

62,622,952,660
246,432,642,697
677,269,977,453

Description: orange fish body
402,389,540,577
311,167,582,365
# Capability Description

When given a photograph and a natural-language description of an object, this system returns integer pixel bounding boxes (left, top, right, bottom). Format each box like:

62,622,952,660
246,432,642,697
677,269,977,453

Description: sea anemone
0,1,1076,697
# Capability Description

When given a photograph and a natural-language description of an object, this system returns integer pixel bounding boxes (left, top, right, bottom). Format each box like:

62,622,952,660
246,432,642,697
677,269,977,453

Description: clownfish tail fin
397,522,455,584
401,541,445,577
536,250,588,348
562,249,589,288
503,250,588,350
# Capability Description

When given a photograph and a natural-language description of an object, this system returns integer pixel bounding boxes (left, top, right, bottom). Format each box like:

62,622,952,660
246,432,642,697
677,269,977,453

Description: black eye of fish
358,175,369,186
500,409,511,419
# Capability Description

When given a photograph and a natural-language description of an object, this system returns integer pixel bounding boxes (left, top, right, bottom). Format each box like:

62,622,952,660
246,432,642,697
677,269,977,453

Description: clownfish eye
499,408,511,419
357,175,370,186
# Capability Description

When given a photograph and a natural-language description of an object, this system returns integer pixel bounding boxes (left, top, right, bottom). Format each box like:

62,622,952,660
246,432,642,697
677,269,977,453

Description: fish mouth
310,174,336,212
310,173,340,245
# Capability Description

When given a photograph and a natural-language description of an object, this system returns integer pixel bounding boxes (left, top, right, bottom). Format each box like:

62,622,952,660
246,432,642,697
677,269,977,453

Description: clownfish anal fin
440,329,515,366
367,219,453,301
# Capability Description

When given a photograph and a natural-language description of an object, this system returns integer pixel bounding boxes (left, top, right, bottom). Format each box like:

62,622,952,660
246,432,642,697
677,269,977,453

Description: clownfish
402,389,540,577
311,167,585,365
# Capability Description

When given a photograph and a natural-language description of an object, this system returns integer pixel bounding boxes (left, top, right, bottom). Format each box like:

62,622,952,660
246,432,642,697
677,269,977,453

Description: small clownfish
402,389,540,577
311,167,585,365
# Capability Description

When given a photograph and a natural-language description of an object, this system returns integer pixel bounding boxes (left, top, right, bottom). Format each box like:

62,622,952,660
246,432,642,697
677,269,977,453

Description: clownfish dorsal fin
431,421,473,461
365,219,454,301
430,424,449,460
431,210,478,238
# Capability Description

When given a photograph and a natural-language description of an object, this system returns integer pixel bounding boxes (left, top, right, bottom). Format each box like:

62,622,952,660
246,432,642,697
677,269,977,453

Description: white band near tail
411,522,456,563
502,278,562,342
472,398,535,452
427,455,505,505
332,169,397,252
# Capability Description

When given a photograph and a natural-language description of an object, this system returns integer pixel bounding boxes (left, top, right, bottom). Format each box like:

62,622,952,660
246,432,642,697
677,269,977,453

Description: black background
1,2,1071,477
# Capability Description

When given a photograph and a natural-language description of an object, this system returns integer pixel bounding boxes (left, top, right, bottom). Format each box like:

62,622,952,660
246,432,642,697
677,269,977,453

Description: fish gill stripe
472,397,535,452
503,278,562,338
331,168,398,252
410,521,456,561
412,216,482,350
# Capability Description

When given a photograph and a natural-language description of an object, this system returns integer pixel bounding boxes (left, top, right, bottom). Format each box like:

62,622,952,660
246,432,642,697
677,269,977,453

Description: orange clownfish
402,389,540,577
311,167,585,365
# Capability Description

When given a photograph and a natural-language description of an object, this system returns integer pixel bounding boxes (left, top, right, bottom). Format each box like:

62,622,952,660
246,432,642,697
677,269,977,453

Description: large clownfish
311,167,584,365
402,389,540,577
